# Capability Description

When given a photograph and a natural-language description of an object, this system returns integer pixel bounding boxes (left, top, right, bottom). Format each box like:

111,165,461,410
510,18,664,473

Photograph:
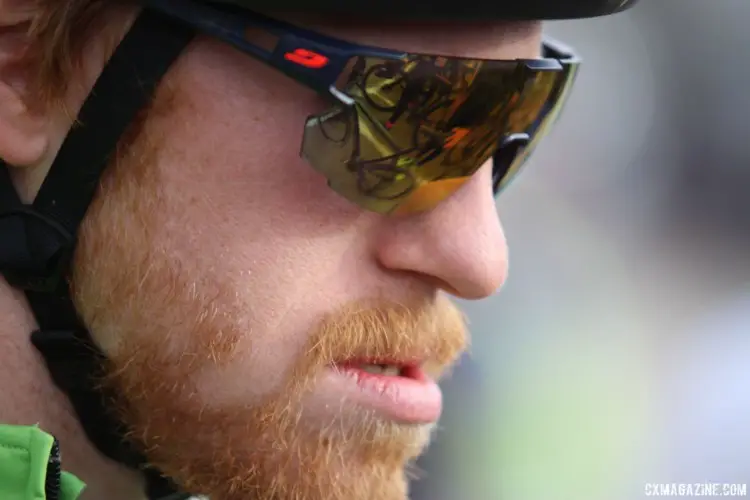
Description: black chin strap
0,9,194,500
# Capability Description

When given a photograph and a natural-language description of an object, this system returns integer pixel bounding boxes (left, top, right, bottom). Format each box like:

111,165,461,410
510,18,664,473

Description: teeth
359,364,401,376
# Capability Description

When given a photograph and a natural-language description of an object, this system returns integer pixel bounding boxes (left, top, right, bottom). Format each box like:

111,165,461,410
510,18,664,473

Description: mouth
324,359,443,424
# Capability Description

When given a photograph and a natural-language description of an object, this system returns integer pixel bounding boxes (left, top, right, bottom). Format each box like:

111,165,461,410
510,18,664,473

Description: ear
0,6,50,168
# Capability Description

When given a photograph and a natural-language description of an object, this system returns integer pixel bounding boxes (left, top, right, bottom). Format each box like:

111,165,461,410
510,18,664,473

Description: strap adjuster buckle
0,207,74,292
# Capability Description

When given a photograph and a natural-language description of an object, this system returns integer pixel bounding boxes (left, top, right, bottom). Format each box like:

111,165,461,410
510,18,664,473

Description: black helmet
213,0,639,20
0,1,639,499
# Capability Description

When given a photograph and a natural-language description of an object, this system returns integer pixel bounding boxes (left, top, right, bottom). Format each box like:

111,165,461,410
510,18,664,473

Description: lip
323,362,443,424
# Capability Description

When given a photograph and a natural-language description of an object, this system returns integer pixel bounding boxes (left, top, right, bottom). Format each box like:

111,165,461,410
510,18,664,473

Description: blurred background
412,1,750,499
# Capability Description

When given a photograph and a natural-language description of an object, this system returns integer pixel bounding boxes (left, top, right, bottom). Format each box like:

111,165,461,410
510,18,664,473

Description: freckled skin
0,4,541,499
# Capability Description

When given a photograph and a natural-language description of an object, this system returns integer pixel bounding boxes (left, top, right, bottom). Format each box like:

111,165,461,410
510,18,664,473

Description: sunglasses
143,0,580,214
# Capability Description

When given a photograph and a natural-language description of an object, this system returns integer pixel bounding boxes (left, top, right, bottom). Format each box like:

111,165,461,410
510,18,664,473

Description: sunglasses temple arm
144,0,350,93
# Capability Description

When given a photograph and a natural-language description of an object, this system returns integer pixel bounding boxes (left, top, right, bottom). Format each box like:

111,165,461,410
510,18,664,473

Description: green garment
0,424,86,500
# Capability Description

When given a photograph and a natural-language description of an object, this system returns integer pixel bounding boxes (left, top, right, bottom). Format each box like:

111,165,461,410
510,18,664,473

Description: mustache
103,294,469,403
293,295,469,382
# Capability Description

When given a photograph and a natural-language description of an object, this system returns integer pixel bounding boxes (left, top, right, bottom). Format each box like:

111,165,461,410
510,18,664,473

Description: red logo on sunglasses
284,49,329,69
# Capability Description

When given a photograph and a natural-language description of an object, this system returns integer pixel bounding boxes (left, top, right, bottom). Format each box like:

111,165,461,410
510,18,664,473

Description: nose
375,163,508,300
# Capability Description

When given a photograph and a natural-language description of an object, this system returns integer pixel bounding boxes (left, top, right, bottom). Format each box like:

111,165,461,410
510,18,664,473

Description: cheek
131,39,379,394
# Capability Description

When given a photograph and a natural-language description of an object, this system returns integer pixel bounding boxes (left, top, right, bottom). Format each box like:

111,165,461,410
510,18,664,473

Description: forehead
276,14,544,59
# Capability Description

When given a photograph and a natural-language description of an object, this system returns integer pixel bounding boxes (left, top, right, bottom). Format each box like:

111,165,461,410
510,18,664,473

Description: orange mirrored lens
302,54,576,214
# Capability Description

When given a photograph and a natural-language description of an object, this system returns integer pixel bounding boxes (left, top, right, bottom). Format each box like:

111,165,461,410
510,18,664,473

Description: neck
0,279,146,500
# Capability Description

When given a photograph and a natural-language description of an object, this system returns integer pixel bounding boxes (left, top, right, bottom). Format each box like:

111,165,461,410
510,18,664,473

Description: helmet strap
0,9,195,500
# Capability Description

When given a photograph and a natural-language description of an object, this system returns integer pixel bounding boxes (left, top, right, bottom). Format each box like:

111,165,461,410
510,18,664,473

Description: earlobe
0,14,51,168
0,81,49,167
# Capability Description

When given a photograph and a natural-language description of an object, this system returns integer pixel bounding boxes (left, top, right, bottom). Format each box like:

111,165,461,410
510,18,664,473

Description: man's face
66,11,541,500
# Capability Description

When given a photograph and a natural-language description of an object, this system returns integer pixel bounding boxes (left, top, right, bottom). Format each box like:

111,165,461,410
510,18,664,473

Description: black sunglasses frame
142,0,581,99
